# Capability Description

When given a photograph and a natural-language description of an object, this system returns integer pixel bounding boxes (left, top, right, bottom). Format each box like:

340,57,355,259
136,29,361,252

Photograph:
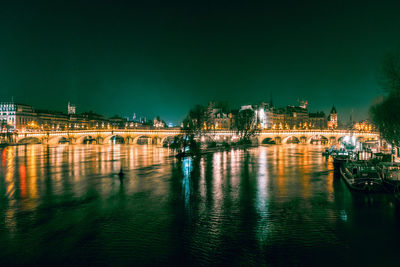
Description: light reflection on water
0,144,399,266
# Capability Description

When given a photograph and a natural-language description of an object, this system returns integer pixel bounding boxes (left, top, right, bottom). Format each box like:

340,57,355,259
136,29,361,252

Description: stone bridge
257,130,378,145
15,129,379,145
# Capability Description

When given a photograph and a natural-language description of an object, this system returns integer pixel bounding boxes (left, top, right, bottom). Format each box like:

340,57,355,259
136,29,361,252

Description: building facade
327,106,338,129
250,101,327,130
353,120,374,132
1,102,159,132
0,102,36,131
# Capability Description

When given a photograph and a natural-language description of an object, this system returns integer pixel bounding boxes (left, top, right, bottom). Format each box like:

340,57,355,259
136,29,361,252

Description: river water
0,144,399,266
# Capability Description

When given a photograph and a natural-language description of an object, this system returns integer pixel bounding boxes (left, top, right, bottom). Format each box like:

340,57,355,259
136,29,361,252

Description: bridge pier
125,137,132,144
275,137,282,145
96,136,104,145
42,137,49,145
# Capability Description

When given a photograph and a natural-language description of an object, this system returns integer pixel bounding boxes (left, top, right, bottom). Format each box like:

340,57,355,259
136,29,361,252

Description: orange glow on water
2,148,6,167
19,164,26,198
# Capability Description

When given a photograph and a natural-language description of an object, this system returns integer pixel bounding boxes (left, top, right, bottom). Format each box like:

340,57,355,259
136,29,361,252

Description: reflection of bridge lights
340,210,348,221
182,157,192,208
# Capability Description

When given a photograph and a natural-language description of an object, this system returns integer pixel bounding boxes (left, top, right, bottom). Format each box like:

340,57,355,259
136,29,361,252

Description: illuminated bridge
15,129,379,145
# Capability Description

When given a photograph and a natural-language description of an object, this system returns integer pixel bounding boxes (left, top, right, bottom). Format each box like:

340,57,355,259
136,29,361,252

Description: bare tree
182,105,209,138
380,52,400,95
371,51,400,146
234,108,259,144
181,105,211,153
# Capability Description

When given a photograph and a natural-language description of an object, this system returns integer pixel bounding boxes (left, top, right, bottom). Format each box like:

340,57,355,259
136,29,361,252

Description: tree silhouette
234,108,258,143
371,51,400,146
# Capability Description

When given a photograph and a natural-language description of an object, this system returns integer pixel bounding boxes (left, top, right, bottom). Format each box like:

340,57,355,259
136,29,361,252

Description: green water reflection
0,144,399,266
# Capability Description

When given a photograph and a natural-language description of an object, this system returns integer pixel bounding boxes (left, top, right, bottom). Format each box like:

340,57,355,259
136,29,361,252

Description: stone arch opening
48,136,70,145
134,135,152,145
77,135,97,144
282,136,300,144
108,135,125,144
261,137,275,144
338,135,355,145
308,135,328,145
18,137,41,144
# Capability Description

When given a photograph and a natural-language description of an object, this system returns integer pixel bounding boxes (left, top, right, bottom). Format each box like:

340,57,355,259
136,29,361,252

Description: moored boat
340,161,384,192
332,150,352,169
377,162,400,189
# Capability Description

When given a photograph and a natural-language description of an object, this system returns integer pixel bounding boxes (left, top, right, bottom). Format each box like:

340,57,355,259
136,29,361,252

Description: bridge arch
48,136,71,145
307,135,328,145
337,135,354,145
76,135,97,144
133,135,153,145
261,137,275,144
18,137,41,144
282,136,300,144
104,135,125,144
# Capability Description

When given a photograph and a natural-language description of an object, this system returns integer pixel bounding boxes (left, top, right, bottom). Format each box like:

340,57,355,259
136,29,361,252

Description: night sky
1,0,400,124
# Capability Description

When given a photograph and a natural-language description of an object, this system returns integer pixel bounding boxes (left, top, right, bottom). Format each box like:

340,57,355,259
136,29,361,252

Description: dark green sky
1,0,400,124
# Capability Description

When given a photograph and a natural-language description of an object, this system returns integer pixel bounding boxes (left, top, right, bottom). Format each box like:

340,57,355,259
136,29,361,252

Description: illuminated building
327,106,338,129
353,120,374,132
35,109,69,130
0,102,36,130
153,117,166,128
253,102,274,129
208,101,232,130
234,100,328,130
1,101,142,131
68,102,76,115
272,103,326,130
308,112,326,129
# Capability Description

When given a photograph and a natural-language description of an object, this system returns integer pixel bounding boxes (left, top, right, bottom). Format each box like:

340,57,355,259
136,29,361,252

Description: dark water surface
0,144,399,266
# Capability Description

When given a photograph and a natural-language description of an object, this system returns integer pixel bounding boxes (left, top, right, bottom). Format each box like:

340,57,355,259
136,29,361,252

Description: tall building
68,102,76,115
327,106,338,129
